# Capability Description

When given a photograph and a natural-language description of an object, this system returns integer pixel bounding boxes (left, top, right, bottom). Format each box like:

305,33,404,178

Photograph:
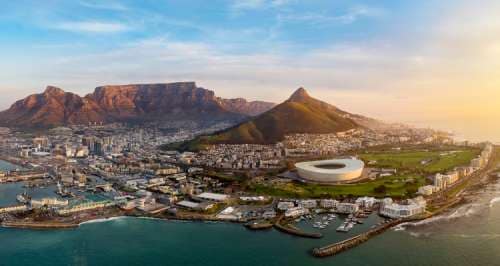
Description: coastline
0,212,243,230
308,148,499,258
0,147,497,260
1,221,79,229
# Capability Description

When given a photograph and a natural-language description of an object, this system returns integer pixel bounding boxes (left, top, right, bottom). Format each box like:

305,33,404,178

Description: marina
2,195,500,266
0,159,24,172
292,211,386,240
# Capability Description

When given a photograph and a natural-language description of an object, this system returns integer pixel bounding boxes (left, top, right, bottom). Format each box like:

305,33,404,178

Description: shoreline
1,149,497,259
309,148,499,258
0,213,245,230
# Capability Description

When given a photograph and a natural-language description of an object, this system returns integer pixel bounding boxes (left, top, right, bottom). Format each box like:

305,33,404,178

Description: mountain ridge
185,87,363,148
0,82,275,128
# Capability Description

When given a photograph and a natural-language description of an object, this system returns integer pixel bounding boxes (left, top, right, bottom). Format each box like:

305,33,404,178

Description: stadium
295,158,365,184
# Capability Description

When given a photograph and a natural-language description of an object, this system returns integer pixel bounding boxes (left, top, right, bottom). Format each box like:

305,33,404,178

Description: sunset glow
1,0,499,141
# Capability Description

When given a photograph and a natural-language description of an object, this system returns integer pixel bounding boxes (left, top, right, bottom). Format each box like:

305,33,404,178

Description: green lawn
250,147,480,199
359,149,479,174
251,173,425,199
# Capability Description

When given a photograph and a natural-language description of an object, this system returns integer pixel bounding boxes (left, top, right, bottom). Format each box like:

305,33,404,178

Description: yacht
16,191,30,203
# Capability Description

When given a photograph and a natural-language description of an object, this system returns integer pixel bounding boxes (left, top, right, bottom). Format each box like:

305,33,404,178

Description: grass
359,149,479,174
249,147,480,199
251,173,425,199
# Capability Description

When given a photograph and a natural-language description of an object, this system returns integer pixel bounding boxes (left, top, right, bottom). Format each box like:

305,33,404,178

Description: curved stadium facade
295,158,365,184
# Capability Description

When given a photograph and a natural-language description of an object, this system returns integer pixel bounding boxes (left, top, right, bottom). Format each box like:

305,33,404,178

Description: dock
1,221,79,229
244,220,273,230
274,216,323,239
312,219,401,257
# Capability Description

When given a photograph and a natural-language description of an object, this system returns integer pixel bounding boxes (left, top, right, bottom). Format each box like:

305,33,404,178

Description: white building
355,197,377,208
295,158,365,183
30,198,69,208
380,197,426,218
418,185,438,196
196,192,229,202
57,201,114,215
284,207,308,218
320,199,338,209
336,203,359,214
216,207,242,221
277,201,295,211
176,200,200,210
434,172,460,190
298,200,317,209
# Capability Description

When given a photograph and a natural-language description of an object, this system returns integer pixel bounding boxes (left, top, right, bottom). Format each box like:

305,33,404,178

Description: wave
449,233,500,240
136,216,168,222
79,216,128,226
398,203,482,230
489,197,500,208
79,216,172,226
392,224,406,232
408,231,432,238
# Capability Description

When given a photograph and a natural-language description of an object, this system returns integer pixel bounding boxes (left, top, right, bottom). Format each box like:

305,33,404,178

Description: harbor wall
312,219,401,257
273,217,323,239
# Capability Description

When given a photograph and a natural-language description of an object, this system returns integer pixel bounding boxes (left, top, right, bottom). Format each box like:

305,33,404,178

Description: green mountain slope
191,87,360,146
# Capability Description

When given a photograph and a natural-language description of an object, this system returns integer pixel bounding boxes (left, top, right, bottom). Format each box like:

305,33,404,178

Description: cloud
3,0,500,141
337,6,385,24
231,0,266,10
229,0,291,13
78,0,128,11
52,21,131,33
278,5,385,25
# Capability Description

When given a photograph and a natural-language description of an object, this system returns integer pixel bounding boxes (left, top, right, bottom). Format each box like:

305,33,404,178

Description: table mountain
0,82,275,128
217,98,275,116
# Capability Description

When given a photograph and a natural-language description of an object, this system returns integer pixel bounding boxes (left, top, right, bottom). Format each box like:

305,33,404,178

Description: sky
1,0,500,142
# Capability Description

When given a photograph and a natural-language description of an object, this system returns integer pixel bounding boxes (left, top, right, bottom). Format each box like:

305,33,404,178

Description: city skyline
1,2,500,265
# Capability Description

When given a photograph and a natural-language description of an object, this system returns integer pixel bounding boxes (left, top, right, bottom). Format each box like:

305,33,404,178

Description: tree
374,185,387,194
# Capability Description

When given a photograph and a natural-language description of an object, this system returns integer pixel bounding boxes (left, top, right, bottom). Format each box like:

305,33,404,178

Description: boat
347,222,355,230
16,191,31,203
336,220,356,232
336,223,349,232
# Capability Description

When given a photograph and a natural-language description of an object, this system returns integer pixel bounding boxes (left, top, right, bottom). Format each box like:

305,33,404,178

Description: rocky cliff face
218,98,275,117
0,82,274,128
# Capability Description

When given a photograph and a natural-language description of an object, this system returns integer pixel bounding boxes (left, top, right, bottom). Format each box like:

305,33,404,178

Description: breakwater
245,221,273,230
312,219,401,257
1,221,78,229
274,219,323,239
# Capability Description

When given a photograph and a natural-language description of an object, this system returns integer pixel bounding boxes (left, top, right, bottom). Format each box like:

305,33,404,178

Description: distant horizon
0,81,497,143
1,1,500,142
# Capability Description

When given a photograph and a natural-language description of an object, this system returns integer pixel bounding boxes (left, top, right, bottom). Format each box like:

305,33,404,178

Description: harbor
3,194,500,266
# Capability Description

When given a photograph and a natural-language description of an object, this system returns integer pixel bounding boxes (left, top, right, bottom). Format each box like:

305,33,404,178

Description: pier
273,216,323,239
1,221,78,229
244,220,273,230
312,219,401,257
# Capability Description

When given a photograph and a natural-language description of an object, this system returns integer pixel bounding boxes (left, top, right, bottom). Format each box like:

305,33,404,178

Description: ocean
2,162,500,265
0,160,20,172
1,180,500,266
